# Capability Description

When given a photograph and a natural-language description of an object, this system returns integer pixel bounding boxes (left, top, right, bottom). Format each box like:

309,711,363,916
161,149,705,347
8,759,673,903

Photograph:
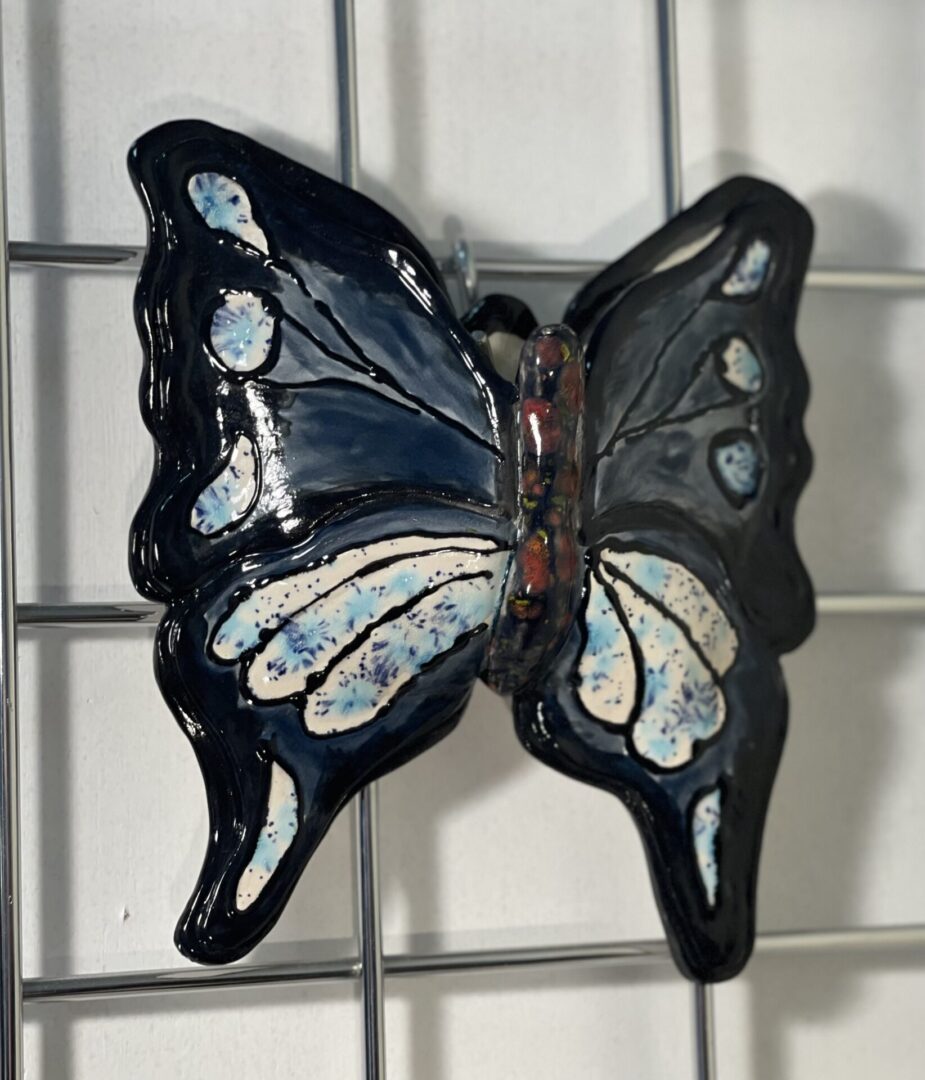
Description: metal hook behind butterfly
452,236,479,309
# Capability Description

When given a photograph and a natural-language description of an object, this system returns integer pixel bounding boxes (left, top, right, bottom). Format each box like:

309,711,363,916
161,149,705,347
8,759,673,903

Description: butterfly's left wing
515,178,814,982
129,121,515,964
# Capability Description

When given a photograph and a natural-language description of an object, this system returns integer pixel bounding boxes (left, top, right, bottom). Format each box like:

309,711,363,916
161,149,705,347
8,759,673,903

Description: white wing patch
649,226,723,274
246,547,502,702
577,571,636,725
720,336,763,394
236,761,298,911
213,535,508,734
212,535,501,660
190,434,259,535
577,549,738,770
188,172,269,254
304,570,502,734
600,551,738,675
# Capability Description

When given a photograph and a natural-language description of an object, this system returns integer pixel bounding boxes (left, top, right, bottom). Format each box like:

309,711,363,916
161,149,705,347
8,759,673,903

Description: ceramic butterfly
128,119,814,983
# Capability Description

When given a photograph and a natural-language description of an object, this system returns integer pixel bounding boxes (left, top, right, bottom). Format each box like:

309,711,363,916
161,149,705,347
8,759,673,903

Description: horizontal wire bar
9,242,925,292
817,593,925,616
9,242,140,270
24,956,360,1003
17,602,159,627
16,594,925,628
21,923,925,1005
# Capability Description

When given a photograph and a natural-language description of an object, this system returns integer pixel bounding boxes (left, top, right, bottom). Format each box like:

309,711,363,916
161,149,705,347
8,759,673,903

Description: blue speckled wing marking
213,535,508,734
128,121,516,965
190,434,259,536
235,761,298,911
157,508,510,964
577,547,738,771
515,178,815,984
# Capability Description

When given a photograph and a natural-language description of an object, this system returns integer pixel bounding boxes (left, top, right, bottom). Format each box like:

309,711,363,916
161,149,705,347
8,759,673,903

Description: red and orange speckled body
483,325,585,694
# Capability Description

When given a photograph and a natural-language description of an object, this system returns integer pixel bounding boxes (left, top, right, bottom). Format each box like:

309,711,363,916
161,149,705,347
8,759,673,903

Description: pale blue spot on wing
722,239,770,296
692,788,722,906
721,337,763,393
305,571,503,734
210,292,276,373
190,434,258,535
211,536,504,662
245,549,505,702
601,550,738,675
188,172,268,253
235,763,298,910
712,436,761,500
577,572,636,725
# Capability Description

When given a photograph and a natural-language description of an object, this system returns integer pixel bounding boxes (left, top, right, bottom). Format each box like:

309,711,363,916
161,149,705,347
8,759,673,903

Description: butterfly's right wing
515,178,814,982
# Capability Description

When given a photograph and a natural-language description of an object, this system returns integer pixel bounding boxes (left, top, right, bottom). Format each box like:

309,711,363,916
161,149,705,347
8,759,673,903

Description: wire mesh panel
0,1,924,1077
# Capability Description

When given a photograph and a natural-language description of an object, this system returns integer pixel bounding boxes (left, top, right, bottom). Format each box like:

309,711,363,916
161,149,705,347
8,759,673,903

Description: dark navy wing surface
572,177,813,651
129,119,513,602
127,121,515,964
515,178,815,982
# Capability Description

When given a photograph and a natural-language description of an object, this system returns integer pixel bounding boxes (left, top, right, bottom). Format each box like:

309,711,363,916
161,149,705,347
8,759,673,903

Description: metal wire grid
0,1,924,1078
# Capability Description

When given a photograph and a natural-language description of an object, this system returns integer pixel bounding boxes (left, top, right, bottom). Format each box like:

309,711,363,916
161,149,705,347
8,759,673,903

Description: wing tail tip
174,913,261,967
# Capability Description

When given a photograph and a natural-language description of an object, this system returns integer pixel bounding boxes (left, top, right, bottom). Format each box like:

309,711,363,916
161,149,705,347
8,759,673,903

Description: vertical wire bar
356,784,385,1078
656,0,683,217
333,3,386,1077
693,983,718,1080
0,6,22,1078
334,0,360,190
655,3,718,1074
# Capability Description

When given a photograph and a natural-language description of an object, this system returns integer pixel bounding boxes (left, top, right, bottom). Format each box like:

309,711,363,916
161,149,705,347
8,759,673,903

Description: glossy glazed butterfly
128,119,814,982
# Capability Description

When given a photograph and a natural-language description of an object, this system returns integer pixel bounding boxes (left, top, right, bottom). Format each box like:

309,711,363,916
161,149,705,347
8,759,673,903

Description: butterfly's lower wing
516,526,786,981
516,178,814,981
163,502,508,962
128,121,514,962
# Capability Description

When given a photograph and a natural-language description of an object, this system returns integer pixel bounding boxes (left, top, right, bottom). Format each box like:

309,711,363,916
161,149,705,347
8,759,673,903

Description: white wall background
2,0,924,1076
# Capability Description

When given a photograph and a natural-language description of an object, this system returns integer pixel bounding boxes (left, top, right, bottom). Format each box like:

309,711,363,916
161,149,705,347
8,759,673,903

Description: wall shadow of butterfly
128,119,814,984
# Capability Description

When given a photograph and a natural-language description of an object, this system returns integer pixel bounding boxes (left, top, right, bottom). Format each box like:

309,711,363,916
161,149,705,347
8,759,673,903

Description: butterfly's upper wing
130,118,513,600
129,120,515,963
515,178,814,981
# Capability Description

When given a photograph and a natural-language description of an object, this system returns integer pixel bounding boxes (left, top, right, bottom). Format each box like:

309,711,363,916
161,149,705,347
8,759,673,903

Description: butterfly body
129,120,813,981
482,324,586,695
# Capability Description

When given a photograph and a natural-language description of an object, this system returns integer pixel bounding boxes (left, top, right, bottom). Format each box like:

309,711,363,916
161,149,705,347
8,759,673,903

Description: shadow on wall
745,188,911,1080
25,1,77,1078
691,0,916,1073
